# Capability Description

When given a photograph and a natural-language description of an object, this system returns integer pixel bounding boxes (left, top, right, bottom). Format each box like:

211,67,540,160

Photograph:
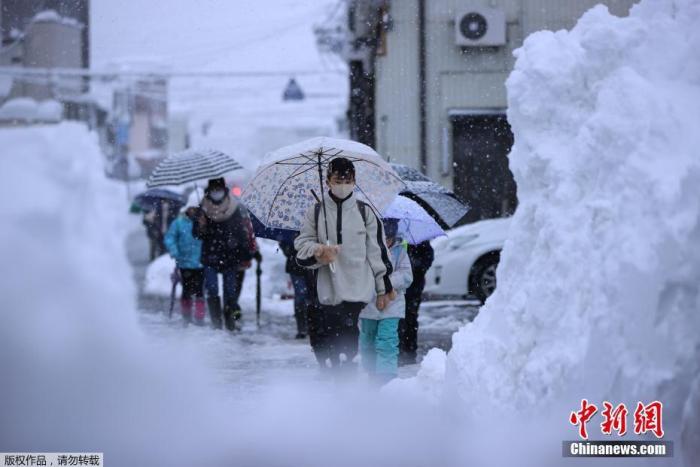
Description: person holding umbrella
380,195,443,366
193,178,255,330
242,137,406,365
295,157,396,372
164,190,205,324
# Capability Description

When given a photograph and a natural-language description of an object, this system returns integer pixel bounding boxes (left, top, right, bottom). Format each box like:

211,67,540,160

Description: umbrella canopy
146,149,243,188
390,163,469,229
382,196,446,244
242,137,405,232
249,211,298,244
133,188,186,212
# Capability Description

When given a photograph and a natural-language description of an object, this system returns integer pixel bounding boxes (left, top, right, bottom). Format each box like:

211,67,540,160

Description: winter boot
180,298,193,323
294,304,308,339
207,296,223,329
398,351,417,367
223,301,239,331
194,298,206,325
231,301,242,322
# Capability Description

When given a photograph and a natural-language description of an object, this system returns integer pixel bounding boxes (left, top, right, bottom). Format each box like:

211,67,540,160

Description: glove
253,250,262,262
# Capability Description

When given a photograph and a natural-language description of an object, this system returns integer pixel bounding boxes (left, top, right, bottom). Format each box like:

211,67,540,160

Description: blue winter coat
164,215,203,269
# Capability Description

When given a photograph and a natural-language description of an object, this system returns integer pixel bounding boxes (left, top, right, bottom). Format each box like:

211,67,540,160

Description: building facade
0,1,91,122
346,0,637,223
1,0,89,69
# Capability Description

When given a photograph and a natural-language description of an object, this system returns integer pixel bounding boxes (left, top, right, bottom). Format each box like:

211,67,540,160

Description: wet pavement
126,226,480,387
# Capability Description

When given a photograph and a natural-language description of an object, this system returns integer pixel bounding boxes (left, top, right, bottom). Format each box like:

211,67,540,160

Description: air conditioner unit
455,8,506,47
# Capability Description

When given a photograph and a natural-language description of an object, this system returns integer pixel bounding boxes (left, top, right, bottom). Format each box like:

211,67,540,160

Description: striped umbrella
146,149,243,188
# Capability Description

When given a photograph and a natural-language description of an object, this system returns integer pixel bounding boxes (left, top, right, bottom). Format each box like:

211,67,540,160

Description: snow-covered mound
143,253,179,296
393,0,700,457
0,123,227,465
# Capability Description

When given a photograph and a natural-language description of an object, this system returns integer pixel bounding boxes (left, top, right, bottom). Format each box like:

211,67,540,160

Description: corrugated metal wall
375,0,638,188
374,0,421,166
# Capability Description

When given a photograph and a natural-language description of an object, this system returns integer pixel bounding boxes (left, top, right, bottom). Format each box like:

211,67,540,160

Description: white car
424,217,511,302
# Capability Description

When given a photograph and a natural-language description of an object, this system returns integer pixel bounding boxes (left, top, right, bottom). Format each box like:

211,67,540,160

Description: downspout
418,0,428,173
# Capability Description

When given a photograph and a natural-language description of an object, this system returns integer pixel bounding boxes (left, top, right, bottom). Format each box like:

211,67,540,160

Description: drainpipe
418,0,428,173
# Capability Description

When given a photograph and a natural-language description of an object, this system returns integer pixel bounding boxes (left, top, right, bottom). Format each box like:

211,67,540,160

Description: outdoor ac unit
455,8,506,47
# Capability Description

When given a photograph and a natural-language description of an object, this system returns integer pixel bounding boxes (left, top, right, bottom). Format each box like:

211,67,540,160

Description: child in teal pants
359,218,413,384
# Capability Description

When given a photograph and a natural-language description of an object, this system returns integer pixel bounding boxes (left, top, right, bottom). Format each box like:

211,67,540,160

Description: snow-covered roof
0,98,62,123
31,10,84,30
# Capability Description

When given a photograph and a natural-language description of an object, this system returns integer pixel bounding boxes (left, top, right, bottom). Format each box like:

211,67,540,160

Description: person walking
164,191,205,324
295,157,396,372
359,219,412,384
399,240,435,365
193,178,254,330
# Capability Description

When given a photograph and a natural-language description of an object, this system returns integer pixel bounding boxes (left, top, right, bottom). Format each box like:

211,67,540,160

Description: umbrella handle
326,240,336,273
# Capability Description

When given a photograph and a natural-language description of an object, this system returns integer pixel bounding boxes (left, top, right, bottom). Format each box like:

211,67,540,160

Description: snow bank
392,0,700,461
0,123,229,466
143,253,179,296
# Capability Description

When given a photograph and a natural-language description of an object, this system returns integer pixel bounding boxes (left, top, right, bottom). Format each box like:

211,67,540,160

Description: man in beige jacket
295,157,395,371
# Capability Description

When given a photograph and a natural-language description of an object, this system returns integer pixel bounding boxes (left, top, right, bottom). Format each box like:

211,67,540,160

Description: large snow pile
0,123,229,465
393,0,700,458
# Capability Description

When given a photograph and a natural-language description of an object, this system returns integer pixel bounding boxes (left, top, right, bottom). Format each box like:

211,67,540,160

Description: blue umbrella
133,188,186,212
382,196,446,245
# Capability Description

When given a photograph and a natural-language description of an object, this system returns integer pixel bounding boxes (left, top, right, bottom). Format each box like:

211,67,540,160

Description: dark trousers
319,301,364,367
290,274,309,335
148,236,165,261
232,270,245,310
203,266,238,306
180,268,204,300
399,276,425,355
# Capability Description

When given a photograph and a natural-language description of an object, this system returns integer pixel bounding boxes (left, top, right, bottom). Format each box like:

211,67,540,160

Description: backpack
313,200,369,242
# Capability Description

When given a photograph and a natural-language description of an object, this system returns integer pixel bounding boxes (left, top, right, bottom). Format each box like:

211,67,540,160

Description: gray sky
91,0,342,72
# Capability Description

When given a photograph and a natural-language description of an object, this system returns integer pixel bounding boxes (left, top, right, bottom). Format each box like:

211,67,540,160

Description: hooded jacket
164,213,203,269
294,192,394,306
360,240,413,320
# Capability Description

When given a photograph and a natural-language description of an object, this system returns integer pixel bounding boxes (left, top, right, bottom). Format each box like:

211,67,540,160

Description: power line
0,66,345,79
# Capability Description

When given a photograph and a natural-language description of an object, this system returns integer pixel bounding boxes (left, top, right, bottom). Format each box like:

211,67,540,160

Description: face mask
209,190,226,202
330,183,354,199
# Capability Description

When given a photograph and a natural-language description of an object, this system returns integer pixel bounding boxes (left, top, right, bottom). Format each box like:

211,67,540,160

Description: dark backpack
313,200,369,239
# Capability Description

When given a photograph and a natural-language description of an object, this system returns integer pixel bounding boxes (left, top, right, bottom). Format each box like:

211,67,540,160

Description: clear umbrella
242,137,405,273
242,137,405,232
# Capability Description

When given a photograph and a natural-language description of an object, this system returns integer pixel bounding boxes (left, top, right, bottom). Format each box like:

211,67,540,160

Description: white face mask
209,190,226,202
330,183,354,199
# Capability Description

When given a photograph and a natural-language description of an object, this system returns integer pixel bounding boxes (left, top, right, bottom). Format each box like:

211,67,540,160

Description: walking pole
256,257,262,327
168,266,180,319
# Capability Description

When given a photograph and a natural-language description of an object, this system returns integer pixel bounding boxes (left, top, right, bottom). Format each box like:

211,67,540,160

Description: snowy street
127,222,478,392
